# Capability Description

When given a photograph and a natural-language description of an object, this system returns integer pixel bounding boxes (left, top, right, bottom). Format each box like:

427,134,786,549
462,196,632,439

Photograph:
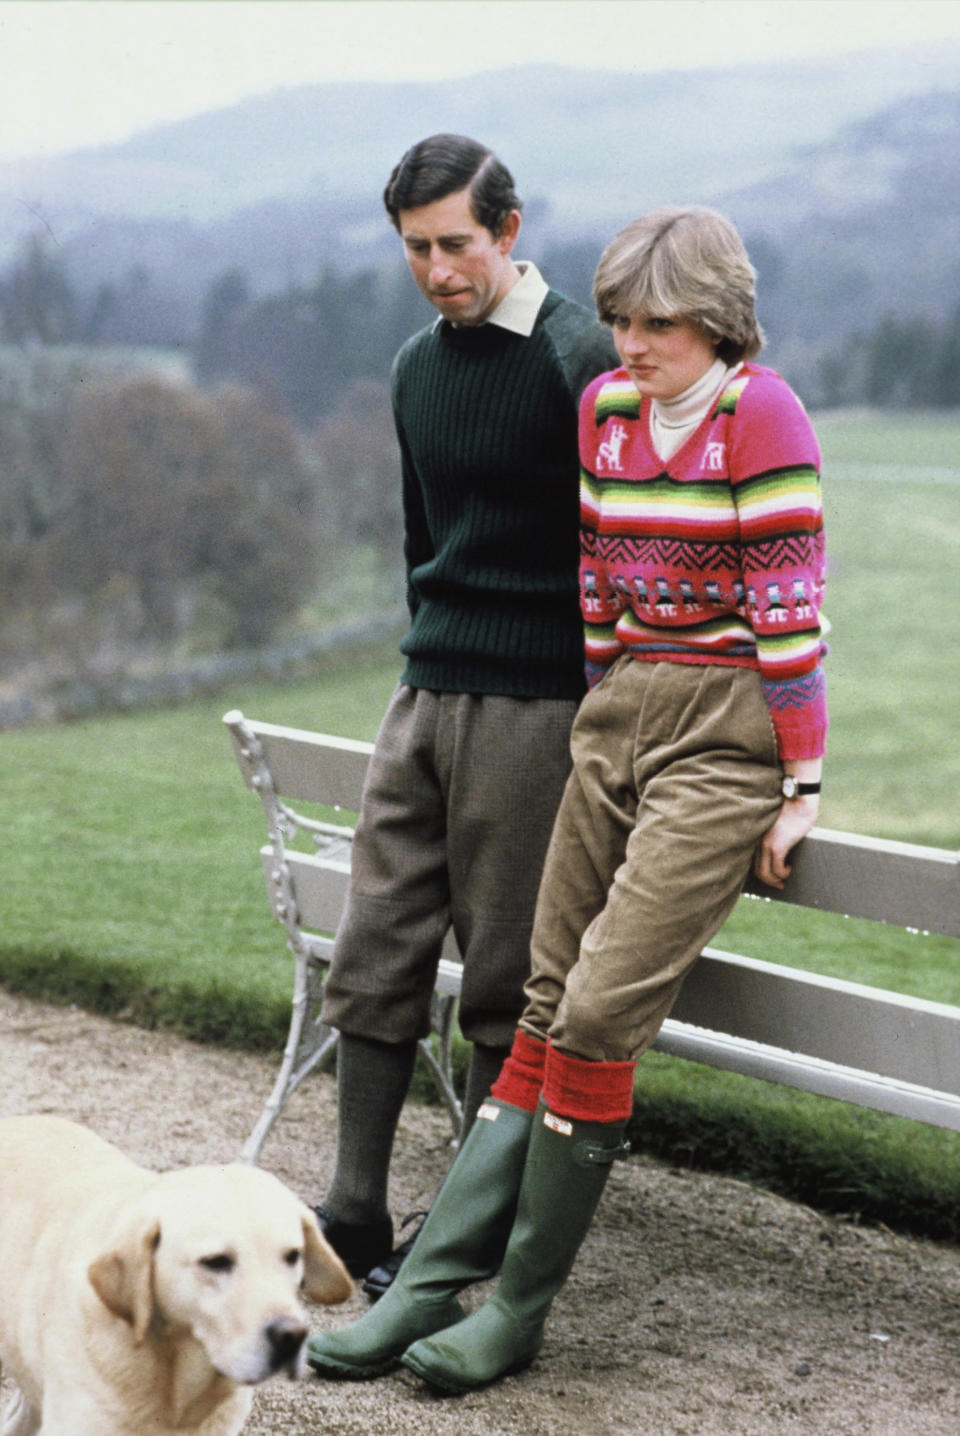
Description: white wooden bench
224,709,960,1163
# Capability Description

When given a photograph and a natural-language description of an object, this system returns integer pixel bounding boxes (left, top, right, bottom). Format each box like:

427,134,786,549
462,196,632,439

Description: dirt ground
2,989,960,1435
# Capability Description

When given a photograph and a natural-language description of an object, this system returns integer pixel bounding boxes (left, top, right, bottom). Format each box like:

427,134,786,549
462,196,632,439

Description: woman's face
612,314,719,400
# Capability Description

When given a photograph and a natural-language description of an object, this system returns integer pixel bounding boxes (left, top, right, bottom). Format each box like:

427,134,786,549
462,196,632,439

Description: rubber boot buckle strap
574,1137,631,1167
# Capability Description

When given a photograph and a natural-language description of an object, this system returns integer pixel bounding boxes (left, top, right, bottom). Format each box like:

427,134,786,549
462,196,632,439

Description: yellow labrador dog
0,1115,352,1435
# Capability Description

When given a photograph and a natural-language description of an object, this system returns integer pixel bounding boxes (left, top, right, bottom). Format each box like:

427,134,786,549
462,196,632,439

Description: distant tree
193,261,433,427
0,346,95,618
196,384,318,646
81,265,191,350
47,375,317,646
932,301,960,408
80,281,120,344
811,323,876,409
51,377,215,637
0,394,39,610
195,270,251,384
811,298,960,411
239,268,387,423
0,235,76,343
865,315,941,407
538,240,597,308
309,378,403,576
744,232,786,296
381,261,435,347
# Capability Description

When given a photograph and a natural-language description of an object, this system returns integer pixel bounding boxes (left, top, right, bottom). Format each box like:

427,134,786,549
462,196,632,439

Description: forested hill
2,43,959,258
1,46,959,686
723,88,960,393
1,45,959,410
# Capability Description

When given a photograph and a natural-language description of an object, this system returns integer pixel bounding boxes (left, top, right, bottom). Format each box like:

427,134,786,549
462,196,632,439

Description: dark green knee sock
321,1032,418,1224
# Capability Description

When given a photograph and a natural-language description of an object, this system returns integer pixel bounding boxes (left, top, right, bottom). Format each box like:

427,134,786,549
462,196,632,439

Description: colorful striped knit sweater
579,362,827,760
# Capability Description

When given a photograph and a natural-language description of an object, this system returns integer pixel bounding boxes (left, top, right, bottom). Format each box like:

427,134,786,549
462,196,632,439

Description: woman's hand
753,795,819,889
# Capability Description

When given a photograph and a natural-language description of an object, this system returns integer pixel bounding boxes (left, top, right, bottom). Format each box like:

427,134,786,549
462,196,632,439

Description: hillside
1,45,959,399
3,44,959,253
722,88,960,388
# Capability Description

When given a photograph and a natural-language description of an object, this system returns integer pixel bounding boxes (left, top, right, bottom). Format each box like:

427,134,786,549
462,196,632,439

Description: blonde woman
308,207,827,1392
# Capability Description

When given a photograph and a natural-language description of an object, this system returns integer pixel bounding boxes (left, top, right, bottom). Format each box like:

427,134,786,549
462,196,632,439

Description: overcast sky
2,0,960,163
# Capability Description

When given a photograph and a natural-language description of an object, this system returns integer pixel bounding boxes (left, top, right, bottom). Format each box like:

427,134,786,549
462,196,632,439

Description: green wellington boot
401,1101,630,1393
306,1098,534,1378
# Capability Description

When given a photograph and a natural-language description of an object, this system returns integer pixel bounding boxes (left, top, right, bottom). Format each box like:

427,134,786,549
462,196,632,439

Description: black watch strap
782,776,821,799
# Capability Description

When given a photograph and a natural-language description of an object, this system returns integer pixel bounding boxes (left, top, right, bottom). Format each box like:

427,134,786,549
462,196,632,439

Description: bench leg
241,953,338,1164
242,965,464,1162
417,994,464,1143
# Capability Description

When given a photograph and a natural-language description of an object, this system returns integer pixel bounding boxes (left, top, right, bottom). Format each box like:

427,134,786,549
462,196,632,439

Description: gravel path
2,988,959,1435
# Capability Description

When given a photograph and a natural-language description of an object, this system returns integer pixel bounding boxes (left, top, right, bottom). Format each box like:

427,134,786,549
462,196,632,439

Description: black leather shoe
362,1210,428,1300
312,1205,393,1279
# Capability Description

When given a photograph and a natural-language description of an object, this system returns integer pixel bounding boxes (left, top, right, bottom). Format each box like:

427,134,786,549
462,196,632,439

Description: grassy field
811,410,960,847
2,409,959,1239
0,649,402,1048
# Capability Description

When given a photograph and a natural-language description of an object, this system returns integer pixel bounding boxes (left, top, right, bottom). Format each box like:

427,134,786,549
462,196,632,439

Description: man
312,133,616,1298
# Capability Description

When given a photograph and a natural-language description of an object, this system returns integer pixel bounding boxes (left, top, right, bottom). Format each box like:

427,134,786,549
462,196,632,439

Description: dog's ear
299,1208,352,1305
88,1217,161,1344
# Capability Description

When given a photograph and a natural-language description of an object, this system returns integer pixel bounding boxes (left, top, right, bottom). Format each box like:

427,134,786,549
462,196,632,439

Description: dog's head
87,1163,352,1384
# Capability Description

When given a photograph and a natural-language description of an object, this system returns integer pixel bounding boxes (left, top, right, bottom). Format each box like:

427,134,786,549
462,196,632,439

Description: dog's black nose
267,1316,307,1370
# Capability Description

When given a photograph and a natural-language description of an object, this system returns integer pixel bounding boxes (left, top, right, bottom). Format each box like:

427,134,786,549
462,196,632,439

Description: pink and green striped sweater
579,362,827,760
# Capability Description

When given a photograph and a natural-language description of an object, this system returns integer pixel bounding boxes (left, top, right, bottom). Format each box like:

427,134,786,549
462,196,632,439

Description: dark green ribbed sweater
392,289,616,699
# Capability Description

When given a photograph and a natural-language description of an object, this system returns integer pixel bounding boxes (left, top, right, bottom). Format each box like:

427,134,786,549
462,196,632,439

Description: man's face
398,187,521,326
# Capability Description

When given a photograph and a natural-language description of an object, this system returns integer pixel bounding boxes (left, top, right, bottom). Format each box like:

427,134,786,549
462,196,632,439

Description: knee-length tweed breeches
321,684,578,1048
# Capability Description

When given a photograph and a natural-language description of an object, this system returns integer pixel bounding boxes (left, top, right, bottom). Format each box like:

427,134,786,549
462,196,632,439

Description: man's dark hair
383,133,522,237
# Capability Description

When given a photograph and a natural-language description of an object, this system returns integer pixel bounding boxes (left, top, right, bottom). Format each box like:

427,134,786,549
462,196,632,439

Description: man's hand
753,796,819,890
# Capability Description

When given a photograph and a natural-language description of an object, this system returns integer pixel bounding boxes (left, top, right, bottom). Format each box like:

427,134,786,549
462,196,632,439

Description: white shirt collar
485,261,549,336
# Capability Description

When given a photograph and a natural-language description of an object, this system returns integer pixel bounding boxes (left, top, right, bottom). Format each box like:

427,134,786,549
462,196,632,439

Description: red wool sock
543,1043,636,1123
490,1029,547,1113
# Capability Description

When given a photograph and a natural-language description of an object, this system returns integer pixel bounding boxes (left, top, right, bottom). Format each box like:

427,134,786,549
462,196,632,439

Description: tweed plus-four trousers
521,657,785,1064
321,685,578,1049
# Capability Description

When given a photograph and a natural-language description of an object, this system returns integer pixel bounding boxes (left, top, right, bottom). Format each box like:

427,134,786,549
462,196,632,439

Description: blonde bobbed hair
593,206,764,364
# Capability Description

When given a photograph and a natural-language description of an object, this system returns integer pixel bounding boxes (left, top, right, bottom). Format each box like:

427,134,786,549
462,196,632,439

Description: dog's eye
200,1254,235,1274
283,1249,302,1267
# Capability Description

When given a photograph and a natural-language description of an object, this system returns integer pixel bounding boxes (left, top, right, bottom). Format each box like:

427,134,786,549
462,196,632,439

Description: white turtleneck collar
650,357,742,462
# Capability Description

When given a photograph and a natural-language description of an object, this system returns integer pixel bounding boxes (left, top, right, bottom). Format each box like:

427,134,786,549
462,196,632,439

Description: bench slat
260,846,351,935
743,827,960,938
231,714,960,938
265,847,461,968
654,1021,960,1131
672,946,960,1096
226,714,373,811
269,848,960,1098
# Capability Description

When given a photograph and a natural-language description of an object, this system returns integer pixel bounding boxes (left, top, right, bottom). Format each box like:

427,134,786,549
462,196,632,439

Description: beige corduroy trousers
521,657,784,1064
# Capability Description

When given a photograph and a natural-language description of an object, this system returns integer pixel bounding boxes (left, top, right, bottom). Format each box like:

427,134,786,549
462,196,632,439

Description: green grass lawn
2,409,959,1240
0,647,402,1047
814,411,960,848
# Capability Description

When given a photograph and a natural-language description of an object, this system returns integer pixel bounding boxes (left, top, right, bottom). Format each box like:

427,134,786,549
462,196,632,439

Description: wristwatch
781,775,821,800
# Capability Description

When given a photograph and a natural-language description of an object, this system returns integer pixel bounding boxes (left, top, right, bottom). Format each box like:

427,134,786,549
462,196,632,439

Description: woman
307,206,827,1392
